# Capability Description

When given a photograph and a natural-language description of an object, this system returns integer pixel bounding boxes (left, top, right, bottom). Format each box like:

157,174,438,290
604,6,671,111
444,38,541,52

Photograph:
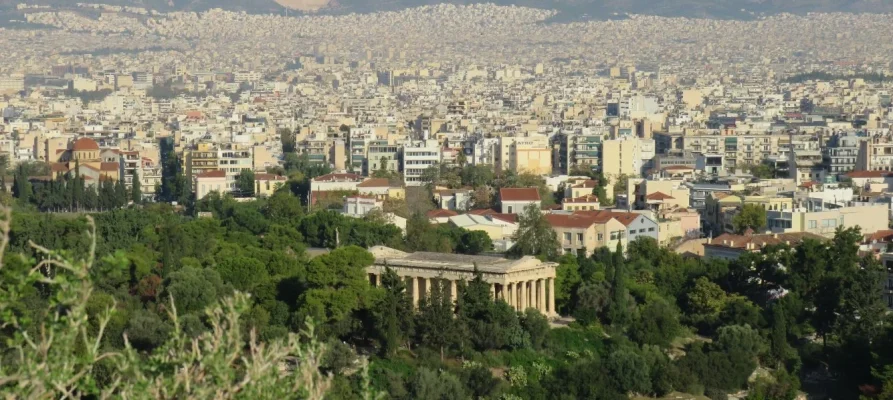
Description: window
564,232,572,242
639,228,646,233
648,227,655,232
598,233,603,241
507,206,513,214
808,220,817,229
610,232,619,240
577,233,584,243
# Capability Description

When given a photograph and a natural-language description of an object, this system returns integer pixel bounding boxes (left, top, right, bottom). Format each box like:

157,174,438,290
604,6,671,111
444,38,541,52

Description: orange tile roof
564,194,601,204
646,191,675,201
357,178,391,188
196,170,226,178
847,170,893,178
500,187,540,202
707,232,826,250
427,209,459,218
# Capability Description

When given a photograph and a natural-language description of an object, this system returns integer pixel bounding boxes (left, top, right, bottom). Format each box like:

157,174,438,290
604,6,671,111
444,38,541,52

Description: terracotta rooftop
490,213,518,224
865,229,893,243
255,173,287,181
564,194,601,204
72,137,100,151
847,171,893,179
571,179,599,189
500,187,541,202
196,170,226,178
427,209,459,218
357,178,391,188
707,232,826,250
646,191,675,201
312,173,363,182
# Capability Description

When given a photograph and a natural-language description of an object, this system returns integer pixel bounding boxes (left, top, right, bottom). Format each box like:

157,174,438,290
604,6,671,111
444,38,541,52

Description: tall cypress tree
373,267,414,357
114,178,127,207
131,169,141,204
12,167,32,204
608,242,630,328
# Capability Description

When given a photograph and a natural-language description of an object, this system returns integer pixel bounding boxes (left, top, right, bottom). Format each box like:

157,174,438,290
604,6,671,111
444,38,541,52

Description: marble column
519,280,527,311
410,277,419,307
548,278,556,316
450,279,458,303
538,278,546,314
490,283,496,300
506,283,514,308
423,278,431,298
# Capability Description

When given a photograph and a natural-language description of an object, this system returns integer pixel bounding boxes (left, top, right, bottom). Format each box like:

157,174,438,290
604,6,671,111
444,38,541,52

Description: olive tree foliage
0,209,373,399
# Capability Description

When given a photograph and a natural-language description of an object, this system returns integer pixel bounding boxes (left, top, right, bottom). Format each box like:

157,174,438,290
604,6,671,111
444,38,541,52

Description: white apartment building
403,140,441,186
218,144,254,191
0,76,25,93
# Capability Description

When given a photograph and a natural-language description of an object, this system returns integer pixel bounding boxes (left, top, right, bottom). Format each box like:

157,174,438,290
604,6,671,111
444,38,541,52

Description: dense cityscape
2,2,893,399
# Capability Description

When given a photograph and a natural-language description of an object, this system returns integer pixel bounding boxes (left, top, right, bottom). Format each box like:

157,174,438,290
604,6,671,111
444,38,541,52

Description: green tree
416,277,460,359
131,169,141,204
732,204,767,234
12,166,32,204
236,169,255,197
630,297,682,347
607,348,652,394
509,204,559,259
554,254,582,314
298,246,377,337
608,243,631,328
412,368,466,400
163,266,229,315
279,128,296,153
520,308,550,350
457,230,492,255
373,267,414,356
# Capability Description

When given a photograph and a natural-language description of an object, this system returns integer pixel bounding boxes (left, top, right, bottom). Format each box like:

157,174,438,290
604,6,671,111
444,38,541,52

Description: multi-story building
788,136,825,184
495,135,551,175
767,203,888,237
823,132,862,180
556,131,602,174
367,140,400,175
601,136,653,181
184,142,219,181
217,143,254,192
402,139,441,186
857,135,893,172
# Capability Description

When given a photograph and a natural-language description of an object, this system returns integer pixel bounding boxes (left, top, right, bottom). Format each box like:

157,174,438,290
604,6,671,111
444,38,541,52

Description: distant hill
3,0,893,18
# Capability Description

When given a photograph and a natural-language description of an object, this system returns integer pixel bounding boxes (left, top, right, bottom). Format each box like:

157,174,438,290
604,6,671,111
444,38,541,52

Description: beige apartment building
654,131,796,170
601,137,651,186
767,204,888,237
857,136,893,171
496,135,552,175
545,212,627,256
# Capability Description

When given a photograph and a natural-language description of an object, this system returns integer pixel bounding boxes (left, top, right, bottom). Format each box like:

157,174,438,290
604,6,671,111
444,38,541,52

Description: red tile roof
196,170,226,178
545,213,600,229
357,178,391,188
427,209,459,218
100,162,119,171
500,187,540,202
847,171,893,179
468,208,498,216
571,179,599,189
865,229,893,243
490,213,518,224
564,194,601,204
313,173,363,182
255,173,286,181
646,191,675,201
707,232,826,250
72,137,99,151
